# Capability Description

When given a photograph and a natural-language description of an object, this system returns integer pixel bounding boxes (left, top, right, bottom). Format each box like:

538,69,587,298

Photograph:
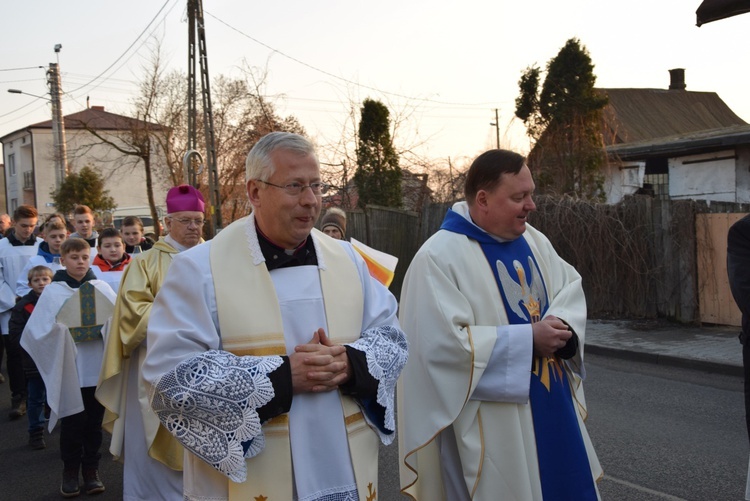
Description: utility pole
47,54,68,189
186,0,222,236
490,108,500,149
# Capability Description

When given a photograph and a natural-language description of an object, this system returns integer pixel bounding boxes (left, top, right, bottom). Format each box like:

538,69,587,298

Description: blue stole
441,209,597,500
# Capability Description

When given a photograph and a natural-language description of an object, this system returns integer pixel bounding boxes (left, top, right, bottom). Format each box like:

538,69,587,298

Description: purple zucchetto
166,185,205,214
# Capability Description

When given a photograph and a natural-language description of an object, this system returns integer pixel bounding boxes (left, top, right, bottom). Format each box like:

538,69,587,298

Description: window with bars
643,173,669,200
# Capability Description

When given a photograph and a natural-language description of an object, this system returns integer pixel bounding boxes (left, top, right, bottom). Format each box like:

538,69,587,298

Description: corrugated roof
598,88,747,144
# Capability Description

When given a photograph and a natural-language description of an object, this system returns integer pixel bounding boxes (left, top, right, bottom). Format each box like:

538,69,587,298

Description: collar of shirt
7,231,36,246
256,229,317,271
52,268,98,288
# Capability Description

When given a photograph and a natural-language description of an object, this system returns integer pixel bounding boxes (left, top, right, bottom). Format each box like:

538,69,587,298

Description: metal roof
598,88,747,145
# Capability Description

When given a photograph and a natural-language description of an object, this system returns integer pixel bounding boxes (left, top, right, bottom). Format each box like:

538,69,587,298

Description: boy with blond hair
21,238,116,497
16,218,67,297
9,265,54,449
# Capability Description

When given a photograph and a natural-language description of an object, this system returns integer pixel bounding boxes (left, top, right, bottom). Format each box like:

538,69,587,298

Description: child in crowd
8,265,54,450
16,218,67,297
92,228,131,294
93,228,130,272
120,216,154,254
21,238,116,497
69,206,98,248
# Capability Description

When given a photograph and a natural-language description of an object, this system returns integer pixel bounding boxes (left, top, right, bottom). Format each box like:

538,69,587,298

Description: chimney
669,68,686,90
91,105,105,111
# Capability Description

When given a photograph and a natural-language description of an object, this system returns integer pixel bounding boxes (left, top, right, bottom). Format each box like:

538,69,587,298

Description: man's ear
475,190,488,208
247,179,261,208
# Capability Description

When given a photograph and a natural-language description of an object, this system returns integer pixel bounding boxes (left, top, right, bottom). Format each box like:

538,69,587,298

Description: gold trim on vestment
225,344,287,356
211,218,377,500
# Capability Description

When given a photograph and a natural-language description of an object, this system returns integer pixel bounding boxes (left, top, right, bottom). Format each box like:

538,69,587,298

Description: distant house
324,168,431,212
599,69,750,203
0,106,169,217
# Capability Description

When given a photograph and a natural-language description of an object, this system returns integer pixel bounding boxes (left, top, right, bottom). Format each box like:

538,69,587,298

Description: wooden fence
337,197,750,324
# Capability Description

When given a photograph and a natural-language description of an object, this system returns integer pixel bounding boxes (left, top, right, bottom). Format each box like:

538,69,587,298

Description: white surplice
142,216,407,501
20,279,115,431
0,237,41,333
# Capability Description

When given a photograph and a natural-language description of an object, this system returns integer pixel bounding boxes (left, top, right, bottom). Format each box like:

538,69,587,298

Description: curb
587,344,744,378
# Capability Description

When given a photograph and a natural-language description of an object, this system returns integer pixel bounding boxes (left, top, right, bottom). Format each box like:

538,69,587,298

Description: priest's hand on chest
290,328,353,394
532,315,572,358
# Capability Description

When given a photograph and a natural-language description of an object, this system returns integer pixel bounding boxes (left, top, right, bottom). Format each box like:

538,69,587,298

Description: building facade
0,106,169,218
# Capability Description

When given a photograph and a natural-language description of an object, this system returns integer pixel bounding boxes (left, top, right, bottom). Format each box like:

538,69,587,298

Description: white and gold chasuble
398,202,601,501
21,280,116,431
144,215,406,501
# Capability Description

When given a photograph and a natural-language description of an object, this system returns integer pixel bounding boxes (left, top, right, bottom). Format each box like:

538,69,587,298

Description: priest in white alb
398,149,602,500
142,131,408,501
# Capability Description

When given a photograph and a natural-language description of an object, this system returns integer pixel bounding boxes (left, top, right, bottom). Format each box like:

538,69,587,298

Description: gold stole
209,217,381,501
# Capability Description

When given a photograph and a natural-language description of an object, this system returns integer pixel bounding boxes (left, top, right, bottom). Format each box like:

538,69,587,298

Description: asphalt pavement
0,317,742,499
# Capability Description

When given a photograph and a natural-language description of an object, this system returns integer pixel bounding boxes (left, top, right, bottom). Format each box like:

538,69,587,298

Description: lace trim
297,485,358,501
244,213,264,266
348,324,408,444
151,350,283,482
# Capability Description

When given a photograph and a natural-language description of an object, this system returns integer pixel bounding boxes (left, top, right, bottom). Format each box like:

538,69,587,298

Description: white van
104,206,165,235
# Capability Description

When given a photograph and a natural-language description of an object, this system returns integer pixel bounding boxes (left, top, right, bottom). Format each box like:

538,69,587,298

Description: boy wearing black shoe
8,265,54,450
21,238,116,497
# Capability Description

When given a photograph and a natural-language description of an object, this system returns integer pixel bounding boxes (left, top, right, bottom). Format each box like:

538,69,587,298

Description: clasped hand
290,328,352,394
532,315,573,358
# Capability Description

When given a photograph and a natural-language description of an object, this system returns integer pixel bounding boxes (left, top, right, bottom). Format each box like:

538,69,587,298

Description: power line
204,10,499,108
65,0,177,95
0,78,47,84
0,66,44,72
0,100,48,125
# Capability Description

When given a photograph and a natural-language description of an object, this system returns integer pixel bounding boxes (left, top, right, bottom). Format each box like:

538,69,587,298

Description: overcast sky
1,0,747,168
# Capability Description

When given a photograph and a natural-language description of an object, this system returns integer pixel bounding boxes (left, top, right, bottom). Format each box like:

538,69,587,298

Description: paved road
1,351,745,500
586,353,747,500
0,378,123,500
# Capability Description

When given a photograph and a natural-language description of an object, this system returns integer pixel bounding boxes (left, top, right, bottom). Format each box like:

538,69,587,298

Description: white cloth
21,279,116,431
274,266,357,500
142,221,407,501
398,201,600,500
122,345,182,501
16,255,64,297
91,268,125,294
0,237,41,332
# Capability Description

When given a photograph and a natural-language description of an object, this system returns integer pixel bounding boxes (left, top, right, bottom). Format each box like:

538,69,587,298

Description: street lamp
7,89,46,99
6,50,68,190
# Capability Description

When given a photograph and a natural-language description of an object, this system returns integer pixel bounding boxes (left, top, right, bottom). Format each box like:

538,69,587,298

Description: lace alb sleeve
347,324,408,444
149,349,283,482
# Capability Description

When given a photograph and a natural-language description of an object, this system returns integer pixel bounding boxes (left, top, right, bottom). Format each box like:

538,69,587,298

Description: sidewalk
586,318,743,376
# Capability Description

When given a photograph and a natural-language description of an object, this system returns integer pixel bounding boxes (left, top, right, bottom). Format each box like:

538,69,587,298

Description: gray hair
245,132,318,182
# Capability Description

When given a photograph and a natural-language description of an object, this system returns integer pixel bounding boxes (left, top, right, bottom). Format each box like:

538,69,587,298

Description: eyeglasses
257,180,330,196
169,217,205,227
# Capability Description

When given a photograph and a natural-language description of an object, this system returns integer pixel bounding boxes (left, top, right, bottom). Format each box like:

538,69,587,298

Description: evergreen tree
515,38,609,200
51,165,116,214
354,99,402,208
